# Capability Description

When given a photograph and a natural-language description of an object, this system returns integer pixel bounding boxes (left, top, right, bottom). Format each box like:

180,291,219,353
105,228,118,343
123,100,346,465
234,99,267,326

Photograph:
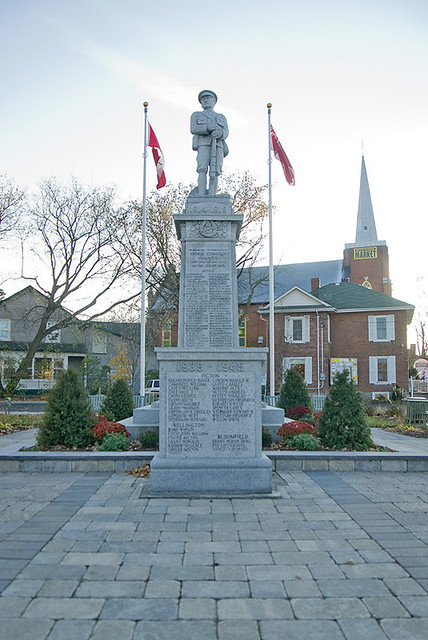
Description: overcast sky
1,0,427,343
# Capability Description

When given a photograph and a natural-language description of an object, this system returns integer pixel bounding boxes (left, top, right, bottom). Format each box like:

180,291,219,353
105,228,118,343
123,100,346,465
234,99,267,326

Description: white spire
355,155,378,246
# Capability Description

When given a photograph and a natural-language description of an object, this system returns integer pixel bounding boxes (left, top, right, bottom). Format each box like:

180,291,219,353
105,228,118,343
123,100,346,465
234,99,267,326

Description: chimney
311,277,321,292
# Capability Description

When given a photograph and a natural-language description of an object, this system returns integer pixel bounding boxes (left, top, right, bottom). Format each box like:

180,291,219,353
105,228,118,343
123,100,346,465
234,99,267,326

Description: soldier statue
190,90,229,196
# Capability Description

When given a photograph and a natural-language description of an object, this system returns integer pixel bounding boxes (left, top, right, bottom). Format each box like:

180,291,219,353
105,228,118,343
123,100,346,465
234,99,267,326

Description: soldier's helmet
198,90,218,104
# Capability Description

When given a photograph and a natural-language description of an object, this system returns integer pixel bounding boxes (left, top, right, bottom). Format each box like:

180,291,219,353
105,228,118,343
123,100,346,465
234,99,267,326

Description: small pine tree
101,378,134,421
318,370,374,451
37,369,94,448
278,368,312,414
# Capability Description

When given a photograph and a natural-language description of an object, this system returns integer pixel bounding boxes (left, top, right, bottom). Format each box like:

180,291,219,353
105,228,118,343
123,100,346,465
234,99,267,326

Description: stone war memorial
124,90,283,495
149,90,273,495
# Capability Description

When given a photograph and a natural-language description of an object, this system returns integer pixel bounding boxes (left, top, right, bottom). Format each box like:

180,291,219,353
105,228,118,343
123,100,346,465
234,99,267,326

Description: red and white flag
270,125,295,186
148,124,166,189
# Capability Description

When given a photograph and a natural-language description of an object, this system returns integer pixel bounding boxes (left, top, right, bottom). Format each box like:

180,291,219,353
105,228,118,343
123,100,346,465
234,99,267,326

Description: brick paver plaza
1,465,428,639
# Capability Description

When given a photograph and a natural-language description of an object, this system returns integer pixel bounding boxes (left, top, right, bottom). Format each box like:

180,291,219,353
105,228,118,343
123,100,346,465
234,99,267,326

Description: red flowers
277,421,316,440
92,415,130,442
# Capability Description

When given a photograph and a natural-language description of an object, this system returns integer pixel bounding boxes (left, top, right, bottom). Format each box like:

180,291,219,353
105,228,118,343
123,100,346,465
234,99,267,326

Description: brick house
0,286,140,392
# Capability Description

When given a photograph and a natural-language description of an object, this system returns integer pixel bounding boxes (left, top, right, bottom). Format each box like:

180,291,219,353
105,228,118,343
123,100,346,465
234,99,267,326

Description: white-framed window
285,316,310,343
45,321,61,343
283,357,313,385
368,315,395,342
0,319,11,341
92,331,107,354
369,356,396,384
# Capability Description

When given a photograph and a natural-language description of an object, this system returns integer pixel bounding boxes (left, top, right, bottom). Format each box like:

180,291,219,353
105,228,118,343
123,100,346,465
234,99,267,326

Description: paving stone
218,597,293,619
259,619,344,639
217,620,260,640
380,618,428,639
38,579,79,597
317,578,390,597
1,579,44,597
134,620,217,640
338,618,389,639
99,597,178,620
144,580,180,598
341,563,409,579
75,580,145,598
249,580,286,598
291,597,370,619
178,598,216,619
383,577,428,596
284,579,322,598
0,596,31,617
90,620,135,640
23,597,104,619
182,580,250,599
0,618,54,640
61,552,124,566
398,596,428,617
84,565,119,581
362,595,411,618
44,619,94,640
214,566,247,581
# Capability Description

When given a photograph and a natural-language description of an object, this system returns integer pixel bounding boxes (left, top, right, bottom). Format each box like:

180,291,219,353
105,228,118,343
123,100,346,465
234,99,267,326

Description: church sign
354,247,377,260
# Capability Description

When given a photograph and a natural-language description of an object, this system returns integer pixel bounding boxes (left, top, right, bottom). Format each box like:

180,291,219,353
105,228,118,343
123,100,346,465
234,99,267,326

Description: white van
145,379,160,395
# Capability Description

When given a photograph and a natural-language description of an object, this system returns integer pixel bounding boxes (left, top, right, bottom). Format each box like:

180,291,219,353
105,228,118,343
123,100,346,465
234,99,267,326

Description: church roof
237,259,344,305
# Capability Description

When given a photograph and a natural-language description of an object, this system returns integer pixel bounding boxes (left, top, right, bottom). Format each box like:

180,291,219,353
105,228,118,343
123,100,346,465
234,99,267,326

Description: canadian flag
270,125,295,186
148,124,166,189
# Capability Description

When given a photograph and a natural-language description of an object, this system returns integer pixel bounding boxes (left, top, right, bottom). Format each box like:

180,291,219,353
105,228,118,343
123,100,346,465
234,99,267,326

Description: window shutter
303,316,310,343
368,316,376,342
369,356,377,383
284,317,292,342
304,357,312,384
282,357,291,373
387,315,395,341
387,356,396,383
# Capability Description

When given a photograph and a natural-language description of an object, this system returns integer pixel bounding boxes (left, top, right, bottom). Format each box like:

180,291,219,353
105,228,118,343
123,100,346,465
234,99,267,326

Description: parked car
145,379,160,395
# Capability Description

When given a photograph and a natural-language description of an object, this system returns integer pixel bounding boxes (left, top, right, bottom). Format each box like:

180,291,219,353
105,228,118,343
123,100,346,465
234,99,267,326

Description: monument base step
149,453,273,496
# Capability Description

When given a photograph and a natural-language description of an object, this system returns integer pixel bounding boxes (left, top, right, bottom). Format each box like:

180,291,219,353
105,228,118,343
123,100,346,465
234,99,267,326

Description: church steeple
343,154,391,296
355,155,378,246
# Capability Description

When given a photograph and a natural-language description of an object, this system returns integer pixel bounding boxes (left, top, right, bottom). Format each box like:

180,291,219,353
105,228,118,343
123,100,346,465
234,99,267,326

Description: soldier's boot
198,172,207,196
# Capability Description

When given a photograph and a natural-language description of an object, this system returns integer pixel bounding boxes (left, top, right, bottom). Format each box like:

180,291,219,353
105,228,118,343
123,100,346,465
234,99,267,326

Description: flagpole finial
143,102,148,110
267,103,272,109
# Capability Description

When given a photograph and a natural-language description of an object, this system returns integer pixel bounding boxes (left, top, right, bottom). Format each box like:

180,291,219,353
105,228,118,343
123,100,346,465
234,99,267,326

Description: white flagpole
140,101,148,398
267,103,275,398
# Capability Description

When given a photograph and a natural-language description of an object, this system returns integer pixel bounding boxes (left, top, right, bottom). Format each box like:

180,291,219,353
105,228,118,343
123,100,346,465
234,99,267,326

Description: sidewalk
1,467,428,639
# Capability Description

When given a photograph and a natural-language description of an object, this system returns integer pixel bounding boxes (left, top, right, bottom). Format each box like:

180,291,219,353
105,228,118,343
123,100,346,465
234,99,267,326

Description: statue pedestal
150,350,271,495
149,193,272,495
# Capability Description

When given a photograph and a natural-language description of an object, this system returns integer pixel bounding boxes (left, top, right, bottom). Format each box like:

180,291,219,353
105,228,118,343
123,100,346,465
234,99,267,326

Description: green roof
313,282,414,313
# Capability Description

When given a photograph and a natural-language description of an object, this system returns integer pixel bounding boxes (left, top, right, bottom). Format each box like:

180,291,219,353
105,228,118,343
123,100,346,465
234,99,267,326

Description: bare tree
0,174,26,239
4,178,139,393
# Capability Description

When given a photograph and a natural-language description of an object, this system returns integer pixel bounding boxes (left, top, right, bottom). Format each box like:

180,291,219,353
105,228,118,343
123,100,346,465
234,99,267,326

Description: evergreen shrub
101,379,134,421
287,433,320,451
37,369,94,448
278,368,312,414
97,432,130,451
318,370,374,451
139,429,159,449
262,427,273,448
